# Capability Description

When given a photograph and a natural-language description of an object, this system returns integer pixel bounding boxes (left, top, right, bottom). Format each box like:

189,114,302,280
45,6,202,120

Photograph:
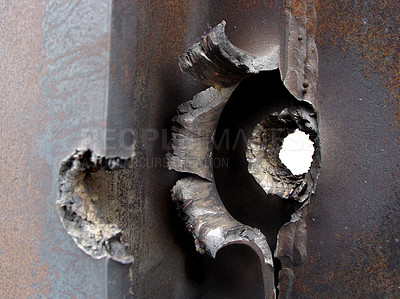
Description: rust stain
316,0,400,143
227,0,277,9
144,0,189,62
288,0,306,20
294,225,400,297
294,167,400,296
136,0,190,116
306,0,317,34
0,1,50,297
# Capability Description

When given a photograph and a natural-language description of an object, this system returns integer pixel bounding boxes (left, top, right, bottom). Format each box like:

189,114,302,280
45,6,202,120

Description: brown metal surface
1,1,110,297
0,3,51,297
1,0,399,298
293,1,400,297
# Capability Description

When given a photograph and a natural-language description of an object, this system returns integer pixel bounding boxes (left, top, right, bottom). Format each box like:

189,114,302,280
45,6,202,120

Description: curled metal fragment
58,149,133,264
179,20,279,89
172,177,275,298
246,103,320,202
279,0,318,104
166,86,236,181
275,207,308,267
168,21,279,181
277,267,294,299
273,206,309,299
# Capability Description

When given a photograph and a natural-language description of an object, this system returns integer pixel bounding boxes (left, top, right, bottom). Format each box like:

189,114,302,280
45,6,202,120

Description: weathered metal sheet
1,0,110,297
292,1,400,297
1,0,399,298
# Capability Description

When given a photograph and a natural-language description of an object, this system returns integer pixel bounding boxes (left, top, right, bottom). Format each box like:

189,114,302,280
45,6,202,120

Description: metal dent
58,149,134,264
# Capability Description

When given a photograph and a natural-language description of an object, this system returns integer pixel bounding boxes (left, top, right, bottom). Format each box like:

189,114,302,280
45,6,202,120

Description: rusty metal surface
0,1,108,297
1,0,399,298
292,1,400,297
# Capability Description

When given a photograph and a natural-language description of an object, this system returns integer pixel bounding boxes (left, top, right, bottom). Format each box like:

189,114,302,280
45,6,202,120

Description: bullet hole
279,129,315,176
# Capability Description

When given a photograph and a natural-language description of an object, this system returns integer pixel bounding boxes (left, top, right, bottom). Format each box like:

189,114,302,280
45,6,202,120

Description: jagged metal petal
166,86,236,181
179,20,279,89
172,176,276,299
167,21,282,181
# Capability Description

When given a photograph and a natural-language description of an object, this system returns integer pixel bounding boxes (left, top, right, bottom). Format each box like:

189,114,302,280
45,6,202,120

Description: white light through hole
279,129,315,175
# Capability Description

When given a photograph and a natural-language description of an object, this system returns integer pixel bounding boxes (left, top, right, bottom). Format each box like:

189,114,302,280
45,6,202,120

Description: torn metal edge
279,0,319,106
179,20,279,89
274,1,320,297
58,149,134,264
274,204,308,299
168,21,280,181
166,86,236,181
172,176,276,299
